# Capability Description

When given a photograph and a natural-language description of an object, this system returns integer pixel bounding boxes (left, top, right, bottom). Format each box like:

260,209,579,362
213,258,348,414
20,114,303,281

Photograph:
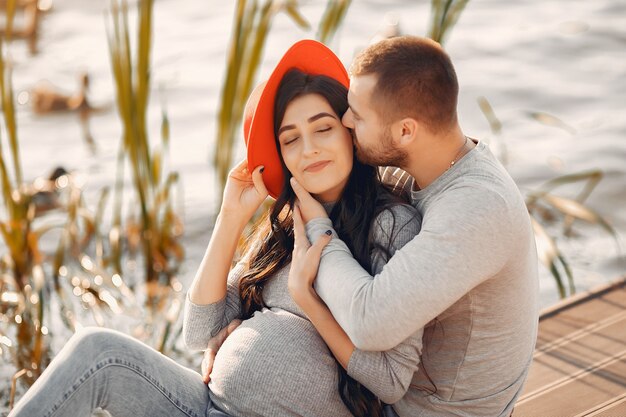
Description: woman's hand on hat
220,159,268,225
290,177,328,223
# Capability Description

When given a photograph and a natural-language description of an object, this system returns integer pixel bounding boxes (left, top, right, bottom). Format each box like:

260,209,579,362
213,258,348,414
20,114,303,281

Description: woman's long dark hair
238,69,406,417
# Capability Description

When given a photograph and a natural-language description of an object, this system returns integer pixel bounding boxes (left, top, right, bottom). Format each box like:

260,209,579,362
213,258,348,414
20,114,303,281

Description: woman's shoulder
379,200,418,216
368,202,421,270
371,201,421,243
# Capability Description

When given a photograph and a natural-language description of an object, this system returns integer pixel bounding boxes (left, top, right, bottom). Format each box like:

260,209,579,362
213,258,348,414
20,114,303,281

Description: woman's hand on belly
202,319,242,384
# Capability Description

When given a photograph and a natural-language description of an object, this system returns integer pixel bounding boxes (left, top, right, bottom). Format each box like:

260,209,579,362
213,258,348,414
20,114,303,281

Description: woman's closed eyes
281,125,333,145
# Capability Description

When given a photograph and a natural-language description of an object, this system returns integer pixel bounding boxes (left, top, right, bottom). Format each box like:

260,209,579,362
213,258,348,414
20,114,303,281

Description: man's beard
353,129,408,168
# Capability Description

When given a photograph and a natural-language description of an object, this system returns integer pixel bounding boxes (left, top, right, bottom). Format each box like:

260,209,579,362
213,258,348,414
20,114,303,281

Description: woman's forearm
188,214,246,305
298,290,355,369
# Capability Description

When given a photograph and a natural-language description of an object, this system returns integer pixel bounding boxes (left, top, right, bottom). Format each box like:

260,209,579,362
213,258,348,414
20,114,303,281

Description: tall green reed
214,0,307,202
317,0,352,44
2,0,18,44
106,0,184,292
0,38,46,387
105,0,184,352
0,39,126,403
428,0,470,44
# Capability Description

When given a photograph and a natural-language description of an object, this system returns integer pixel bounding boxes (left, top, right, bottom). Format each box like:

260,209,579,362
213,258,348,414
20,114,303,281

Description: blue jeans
9,327,230,417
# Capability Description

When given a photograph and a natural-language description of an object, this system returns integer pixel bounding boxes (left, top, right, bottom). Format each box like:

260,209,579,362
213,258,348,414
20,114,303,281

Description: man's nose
342,109,354,128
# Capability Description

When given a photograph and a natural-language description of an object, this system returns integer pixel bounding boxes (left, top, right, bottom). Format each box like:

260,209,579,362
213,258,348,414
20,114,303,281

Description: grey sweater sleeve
308,185,512,351
307,204,424,404
182,262,245,351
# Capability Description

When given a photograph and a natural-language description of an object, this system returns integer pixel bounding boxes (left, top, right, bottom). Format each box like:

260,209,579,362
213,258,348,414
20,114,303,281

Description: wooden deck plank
574,394,626,416
523,316,626,392
535,310,626,355
515,350,626,416
587,398,626,417
536,288,626,350
516,276,626,416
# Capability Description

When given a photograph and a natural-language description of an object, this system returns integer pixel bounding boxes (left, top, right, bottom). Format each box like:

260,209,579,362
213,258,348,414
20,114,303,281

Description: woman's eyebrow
278,124,296,136
307,112,337,123
278,112,337,136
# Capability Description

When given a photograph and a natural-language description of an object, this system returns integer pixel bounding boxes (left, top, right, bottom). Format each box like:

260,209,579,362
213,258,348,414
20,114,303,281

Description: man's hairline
348,71,389,124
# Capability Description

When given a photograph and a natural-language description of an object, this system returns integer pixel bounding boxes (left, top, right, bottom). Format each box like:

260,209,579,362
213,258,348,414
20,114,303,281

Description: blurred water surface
7,0,626,308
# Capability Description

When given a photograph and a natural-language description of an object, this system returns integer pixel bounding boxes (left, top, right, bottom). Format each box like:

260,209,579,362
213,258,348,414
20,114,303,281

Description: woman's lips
304,160,331,172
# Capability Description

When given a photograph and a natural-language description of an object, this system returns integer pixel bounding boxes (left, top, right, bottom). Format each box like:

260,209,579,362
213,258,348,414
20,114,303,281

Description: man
204,36,538,416
289,36,539,416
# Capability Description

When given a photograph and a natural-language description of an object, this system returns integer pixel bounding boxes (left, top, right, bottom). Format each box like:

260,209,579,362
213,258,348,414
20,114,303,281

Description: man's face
342,74,407,168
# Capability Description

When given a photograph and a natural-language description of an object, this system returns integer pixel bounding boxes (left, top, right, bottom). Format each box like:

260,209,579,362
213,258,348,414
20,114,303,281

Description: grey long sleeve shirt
184,203,422,417
307,141,539,417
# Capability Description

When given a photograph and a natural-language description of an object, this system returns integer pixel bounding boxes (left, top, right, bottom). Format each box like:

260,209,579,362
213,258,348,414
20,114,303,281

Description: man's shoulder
440,144,523,209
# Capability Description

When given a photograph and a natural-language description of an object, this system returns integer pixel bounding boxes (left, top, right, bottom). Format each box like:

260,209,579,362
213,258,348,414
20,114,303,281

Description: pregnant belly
208,309,350,417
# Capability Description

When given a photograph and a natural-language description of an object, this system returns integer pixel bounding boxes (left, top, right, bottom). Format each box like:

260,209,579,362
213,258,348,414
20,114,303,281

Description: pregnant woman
9,40,422,417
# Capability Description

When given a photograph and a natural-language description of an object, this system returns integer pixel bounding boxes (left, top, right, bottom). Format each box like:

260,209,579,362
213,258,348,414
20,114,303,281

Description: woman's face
277,93,354,203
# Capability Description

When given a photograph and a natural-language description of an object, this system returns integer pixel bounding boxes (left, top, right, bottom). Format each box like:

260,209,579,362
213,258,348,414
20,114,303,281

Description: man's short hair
350,36,459,133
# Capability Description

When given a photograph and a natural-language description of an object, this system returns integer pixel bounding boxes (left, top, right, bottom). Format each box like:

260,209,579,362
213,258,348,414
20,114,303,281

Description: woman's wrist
216,210,248,232
189,212,244,305
292,286,324,313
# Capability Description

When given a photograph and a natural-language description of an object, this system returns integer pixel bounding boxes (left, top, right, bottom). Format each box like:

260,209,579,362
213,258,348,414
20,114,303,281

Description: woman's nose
302,136,320,155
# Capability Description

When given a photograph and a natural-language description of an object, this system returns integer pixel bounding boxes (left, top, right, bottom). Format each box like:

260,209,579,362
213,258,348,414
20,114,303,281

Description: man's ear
392,117,419,147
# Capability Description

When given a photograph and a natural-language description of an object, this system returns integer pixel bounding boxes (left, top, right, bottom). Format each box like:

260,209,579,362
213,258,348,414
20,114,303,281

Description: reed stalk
3,0,17,42
1,43,99,391
527,171,620,298
477,96,620,298
317,0,351,44
105,2,185,351
428,0,470,44
0,39,46,387
106,0,184,296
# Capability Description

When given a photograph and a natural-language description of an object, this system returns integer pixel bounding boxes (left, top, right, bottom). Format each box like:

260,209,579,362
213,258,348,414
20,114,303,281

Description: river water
6,0,626,311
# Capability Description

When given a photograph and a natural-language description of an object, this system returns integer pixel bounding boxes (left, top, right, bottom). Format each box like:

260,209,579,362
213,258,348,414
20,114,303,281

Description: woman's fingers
227,159,252,183
201,349,216,384
311,231,332,259
230,158,249,175
292,205,310,250
288,213,332,303
306,230,332,273
201,319,242,384
290,177,315,205
236,158,249,170
290,177,328,222
250,165,268,197
226,319,242,334
293,205,331,271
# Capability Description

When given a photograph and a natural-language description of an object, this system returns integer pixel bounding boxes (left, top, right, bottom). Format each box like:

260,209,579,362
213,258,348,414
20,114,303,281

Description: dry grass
478,97,620,298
